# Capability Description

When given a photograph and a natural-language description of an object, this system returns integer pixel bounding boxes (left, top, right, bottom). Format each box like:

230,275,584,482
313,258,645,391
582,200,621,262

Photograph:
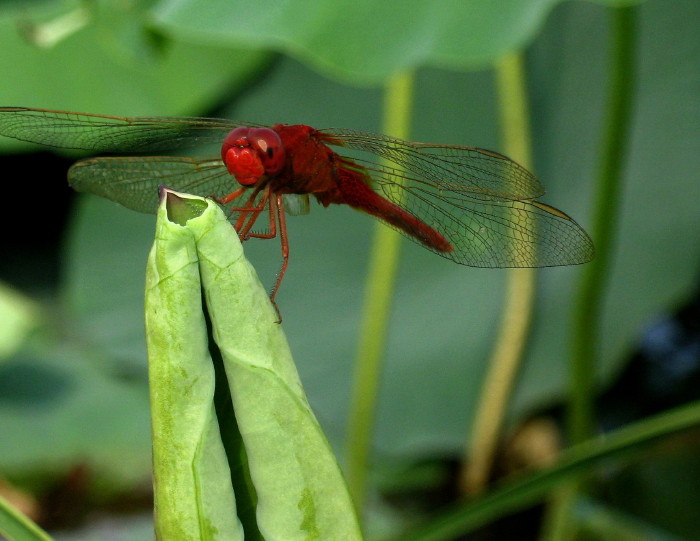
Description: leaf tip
160,186,208,226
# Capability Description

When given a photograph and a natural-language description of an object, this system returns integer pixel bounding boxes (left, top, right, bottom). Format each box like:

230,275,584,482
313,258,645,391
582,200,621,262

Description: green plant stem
388,400,700,541
0,494,53,541
542,7,638,541
345,71,415,518
460,53,536,496
569,3,638,449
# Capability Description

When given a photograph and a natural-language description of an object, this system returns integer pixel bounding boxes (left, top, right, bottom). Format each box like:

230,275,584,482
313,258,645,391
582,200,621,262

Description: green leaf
145,189,361,539
389,401,700,540
153,0,646,85
0,282,40,360
183,195,363,540
0,493,53,541
146,188,243,540
0,1,269,140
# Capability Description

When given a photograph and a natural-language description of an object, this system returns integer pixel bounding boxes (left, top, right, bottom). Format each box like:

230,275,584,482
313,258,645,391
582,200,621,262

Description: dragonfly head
221,127,286,186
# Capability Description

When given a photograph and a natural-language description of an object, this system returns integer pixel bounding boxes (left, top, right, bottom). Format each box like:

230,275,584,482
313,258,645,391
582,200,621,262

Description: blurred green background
1,0,699,539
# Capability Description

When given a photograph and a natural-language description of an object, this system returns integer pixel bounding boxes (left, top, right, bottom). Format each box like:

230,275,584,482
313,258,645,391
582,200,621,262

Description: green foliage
152,0,645,85
0,494,52,541
147,191,361,539
1,0,699,539
391,402,700,540
0,1,268,122
146,191,242,540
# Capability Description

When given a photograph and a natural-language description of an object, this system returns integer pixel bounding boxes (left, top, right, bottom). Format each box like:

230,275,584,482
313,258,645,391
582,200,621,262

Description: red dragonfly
0,107,593,301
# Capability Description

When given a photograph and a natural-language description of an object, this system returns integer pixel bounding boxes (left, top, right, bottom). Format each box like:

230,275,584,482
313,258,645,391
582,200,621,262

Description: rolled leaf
185,196,362,541
145,189,243,541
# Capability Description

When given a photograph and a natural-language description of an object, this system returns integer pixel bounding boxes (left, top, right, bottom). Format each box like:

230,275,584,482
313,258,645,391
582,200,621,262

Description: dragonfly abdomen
335,165,452,254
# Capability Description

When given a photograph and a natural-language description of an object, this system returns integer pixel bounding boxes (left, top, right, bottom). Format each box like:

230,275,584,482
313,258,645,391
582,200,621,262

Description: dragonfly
0,107,594,302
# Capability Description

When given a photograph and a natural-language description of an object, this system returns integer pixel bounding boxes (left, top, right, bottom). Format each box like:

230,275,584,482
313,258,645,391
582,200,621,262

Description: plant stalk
542,6,638,541
344,71,415,518
569,2,638,450
460,53,536,496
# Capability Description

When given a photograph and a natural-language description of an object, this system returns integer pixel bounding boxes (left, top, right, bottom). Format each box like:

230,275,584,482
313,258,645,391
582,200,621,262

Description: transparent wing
68,157,236,214
0,109,593,267
321,128,594,267
0,107,246,152
361,160,593,267
320,127,545,200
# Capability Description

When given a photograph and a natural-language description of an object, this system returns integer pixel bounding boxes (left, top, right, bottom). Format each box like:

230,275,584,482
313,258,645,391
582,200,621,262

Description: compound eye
221,127,264,185
221,127,251,161
248,128,286,175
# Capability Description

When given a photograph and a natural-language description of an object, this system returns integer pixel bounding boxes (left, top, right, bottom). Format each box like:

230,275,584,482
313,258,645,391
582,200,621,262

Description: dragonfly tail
336,167,453,254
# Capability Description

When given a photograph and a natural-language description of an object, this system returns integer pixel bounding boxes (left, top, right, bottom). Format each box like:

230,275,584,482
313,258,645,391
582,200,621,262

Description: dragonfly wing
282,194,311,216
319,128,545,200
68,157,236,214
0,107,248,152
364,162,594,268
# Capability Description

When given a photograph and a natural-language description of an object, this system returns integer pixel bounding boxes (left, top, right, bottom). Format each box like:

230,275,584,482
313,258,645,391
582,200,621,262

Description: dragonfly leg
219,188,269,240
268,194,288,302
235,188,280,242
215,188,253,236
265,195,288,323
236,194,286,322
236,191,270,240
224,190,286,322
218,187,247,205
